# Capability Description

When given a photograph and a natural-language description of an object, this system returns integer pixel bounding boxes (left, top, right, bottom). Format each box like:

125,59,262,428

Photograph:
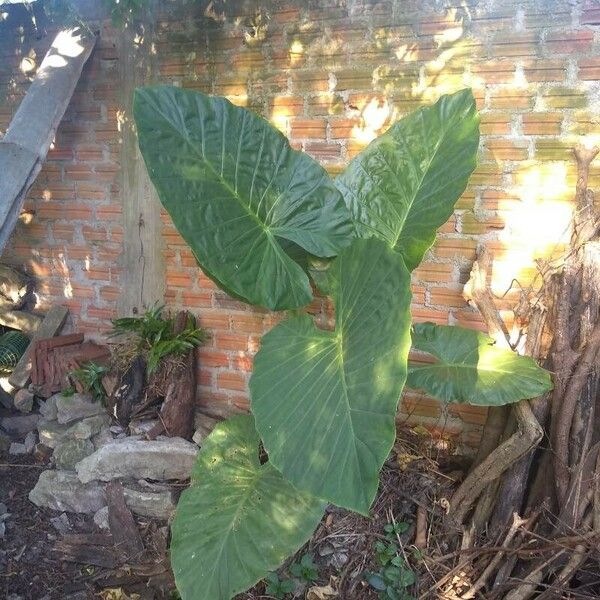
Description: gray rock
0,429,10,453
93,506,109,530
24,431,36,453
50,512,71,534
91,426,113,450
68,414,110,440
129,419,159,436
0,387,13,410
195,402,243,420
123,486,176,519
192,413,219,446
39,395,59,420
38,415,110,448
33,442,53,462
37,420,70,448
0,502,8,538
53,438,95,470
14,389,34,413
1,414,40,437
76,437,198,483
9,442,27,455
56,393,104,424
28,470,106,514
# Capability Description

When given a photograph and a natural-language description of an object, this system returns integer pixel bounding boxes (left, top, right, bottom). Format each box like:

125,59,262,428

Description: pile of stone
11,392,200,523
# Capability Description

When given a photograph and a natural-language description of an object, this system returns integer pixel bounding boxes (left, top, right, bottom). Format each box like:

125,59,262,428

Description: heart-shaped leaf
170,415,325,600
250,238,412,514
336,89,479,271
134,85,354,310
407,323,553,406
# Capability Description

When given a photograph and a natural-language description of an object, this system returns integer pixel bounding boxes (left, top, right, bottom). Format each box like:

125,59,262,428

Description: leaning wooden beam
0,310,42,335
0,28,96,252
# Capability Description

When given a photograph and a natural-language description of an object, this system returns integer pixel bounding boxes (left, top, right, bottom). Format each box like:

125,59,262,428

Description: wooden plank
54,541,118,569
9,305,69,389
61,533,114,546
0,310,42,335
107,481,145,562
0,29,96,252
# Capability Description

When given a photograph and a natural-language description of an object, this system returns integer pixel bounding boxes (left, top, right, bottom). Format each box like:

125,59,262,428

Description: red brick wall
1,0,599,447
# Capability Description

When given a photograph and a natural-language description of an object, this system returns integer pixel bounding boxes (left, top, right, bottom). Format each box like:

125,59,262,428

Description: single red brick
578,57,600,81
217,371,247,392
100,286,120,301
545,29,594,54
198,313,230,331
429,287,468,308
87,306,117,320
215,332,249,351
166,271,193,288
305,142,341,162
198,350,230,368
413,262,455,283
182,291,213,308
231,314,267,334
290,119,327,139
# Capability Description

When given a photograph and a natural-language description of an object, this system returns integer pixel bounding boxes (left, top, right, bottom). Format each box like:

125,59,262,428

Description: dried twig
460,513,528,599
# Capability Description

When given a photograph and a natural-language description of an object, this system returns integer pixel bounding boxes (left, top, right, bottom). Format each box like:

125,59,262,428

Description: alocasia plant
134,86,553,600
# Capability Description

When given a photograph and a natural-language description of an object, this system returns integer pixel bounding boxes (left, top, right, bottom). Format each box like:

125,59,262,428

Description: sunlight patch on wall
491,162,574,297
351,97,391,144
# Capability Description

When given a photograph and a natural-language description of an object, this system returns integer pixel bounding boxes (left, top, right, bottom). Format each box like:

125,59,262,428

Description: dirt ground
1,408,466,600
0,450,98,599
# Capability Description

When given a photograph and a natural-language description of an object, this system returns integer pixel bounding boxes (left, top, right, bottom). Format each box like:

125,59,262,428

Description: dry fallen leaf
98,589,141,600
396,451,419,471
306,576,338,599
411,424,431,437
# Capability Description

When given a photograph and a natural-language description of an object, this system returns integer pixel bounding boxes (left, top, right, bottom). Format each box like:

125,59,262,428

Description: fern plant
69,362,109,404
110,305,208,373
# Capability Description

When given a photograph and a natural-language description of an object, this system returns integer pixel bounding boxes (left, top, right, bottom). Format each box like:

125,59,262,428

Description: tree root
460,513,528,599
449,401,543,526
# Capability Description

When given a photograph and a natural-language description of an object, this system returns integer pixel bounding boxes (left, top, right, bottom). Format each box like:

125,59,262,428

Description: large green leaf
250,238,412,514
407,323,553,406
336,89,479,271
170,415,325,600
134,85,353,310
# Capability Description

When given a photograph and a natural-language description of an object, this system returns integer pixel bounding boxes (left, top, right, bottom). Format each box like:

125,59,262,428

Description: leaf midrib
409,361,542,380
202,462,265,594
147,93,289,246
390,110,453,248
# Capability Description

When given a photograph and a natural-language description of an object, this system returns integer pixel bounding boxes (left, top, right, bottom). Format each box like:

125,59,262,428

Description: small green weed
289,553,318,583
365,521,416,600
262,553,320,598
265,572,295,599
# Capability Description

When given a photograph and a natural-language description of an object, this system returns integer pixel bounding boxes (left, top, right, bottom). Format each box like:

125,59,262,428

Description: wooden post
115,2,165,317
